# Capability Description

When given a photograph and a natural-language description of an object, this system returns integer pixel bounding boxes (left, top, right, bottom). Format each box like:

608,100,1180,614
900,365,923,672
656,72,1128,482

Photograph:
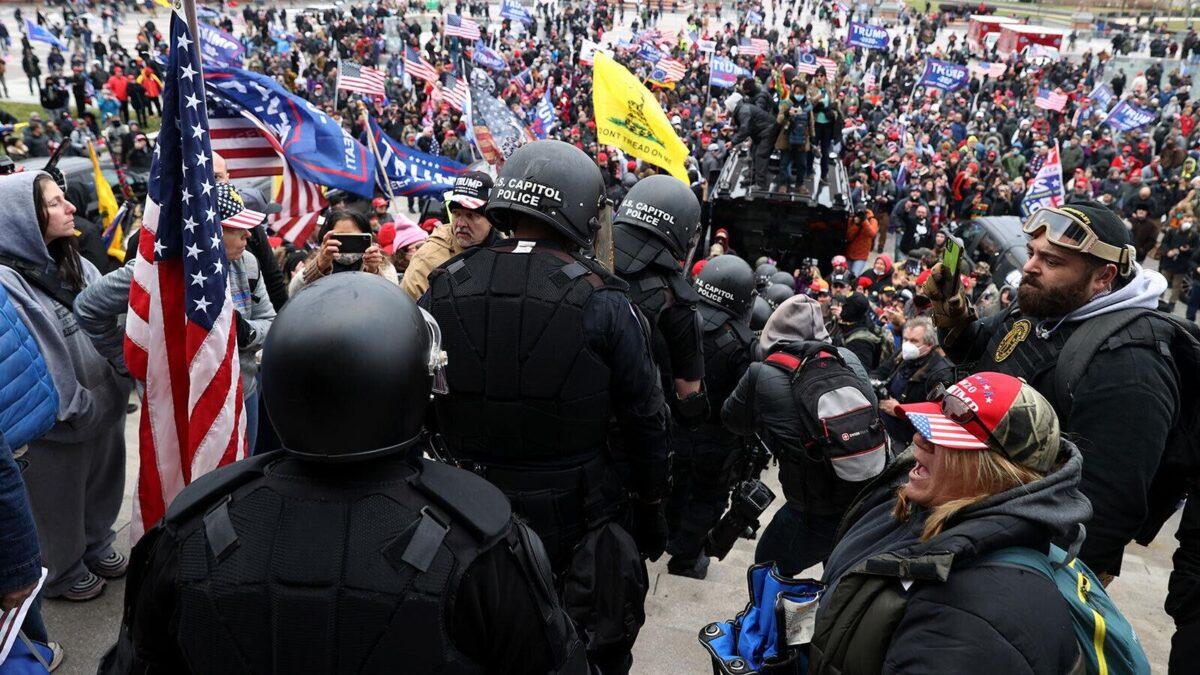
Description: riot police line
93,141,1198,675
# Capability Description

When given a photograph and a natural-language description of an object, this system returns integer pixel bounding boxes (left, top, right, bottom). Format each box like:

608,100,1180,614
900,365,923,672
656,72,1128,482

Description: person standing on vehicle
666,254,756,579
613,174,706,429
102,274,588,675
723,295,884,576
924,202,1200,672
727,90,779,193
421,140,670,674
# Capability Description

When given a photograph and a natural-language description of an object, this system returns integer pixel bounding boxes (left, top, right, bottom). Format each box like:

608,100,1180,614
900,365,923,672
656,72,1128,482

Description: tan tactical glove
920,262,976,332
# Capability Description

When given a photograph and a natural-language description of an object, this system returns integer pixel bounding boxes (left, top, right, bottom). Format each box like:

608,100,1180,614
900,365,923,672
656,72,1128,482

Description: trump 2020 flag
846,21,888,50
124,6,246,541
24,19,67,51
205,67,377,198
1088,83,1115,110
1104,99,1157,132
364,115,468,196
500,0,533,24
918,58,969,92
1021,143,1064,217
472,42,507,70
592,51,689,183
531,89,557,139
709,56,750,89
198,22,245,67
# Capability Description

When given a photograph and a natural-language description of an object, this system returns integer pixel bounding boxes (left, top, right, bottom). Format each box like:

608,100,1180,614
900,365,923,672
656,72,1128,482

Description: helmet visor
418,307,449,395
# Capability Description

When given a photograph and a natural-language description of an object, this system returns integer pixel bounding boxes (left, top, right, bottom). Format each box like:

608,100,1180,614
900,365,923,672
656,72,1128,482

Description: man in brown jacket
401,171,501,300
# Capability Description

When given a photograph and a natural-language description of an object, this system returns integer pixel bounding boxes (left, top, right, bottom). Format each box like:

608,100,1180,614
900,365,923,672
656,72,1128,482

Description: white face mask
901,340,924,361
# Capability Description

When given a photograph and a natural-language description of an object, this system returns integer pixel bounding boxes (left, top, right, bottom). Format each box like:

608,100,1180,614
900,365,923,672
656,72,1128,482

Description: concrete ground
38,404,1180,674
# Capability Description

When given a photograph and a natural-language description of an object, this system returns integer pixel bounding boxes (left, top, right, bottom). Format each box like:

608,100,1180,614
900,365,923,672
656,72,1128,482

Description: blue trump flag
709,57,750,89
204,67,376,198
1088,83,1115,110
363,116,468,197
500,0,534,24
846,21,888,51
472,42,507,70
1104,100,1157,132
24,19,67,51
198,22,244,67
918,58,969,92
531,89,557,139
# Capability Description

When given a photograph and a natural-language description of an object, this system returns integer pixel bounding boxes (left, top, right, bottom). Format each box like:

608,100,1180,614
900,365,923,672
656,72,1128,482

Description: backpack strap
972,546,1058,582
1053,308,1159,414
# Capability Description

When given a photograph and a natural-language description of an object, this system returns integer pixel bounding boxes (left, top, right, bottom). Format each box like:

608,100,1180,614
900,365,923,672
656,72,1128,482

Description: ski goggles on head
1022,207,1135,275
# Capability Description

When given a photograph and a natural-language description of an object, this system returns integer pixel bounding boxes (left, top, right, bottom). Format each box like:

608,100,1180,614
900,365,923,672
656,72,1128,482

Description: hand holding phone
940,235,964,297
335,233,373,254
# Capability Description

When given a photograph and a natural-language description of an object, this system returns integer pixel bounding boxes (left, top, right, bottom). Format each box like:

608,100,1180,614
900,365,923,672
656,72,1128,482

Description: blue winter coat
0,281,58,449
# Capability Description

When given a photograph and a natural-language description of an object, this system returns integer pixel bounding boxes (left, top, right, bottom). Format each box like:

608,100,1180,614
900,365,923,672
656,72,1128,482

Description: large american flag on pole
438,75,469,112
125,5,246,541
404,47,439,85
1035,87,1069,113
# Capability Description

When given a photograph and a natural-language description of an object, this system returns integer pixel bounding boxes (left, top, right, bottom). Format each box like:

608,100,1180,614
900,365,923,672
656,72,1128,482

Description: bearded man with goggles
919,200,1200,672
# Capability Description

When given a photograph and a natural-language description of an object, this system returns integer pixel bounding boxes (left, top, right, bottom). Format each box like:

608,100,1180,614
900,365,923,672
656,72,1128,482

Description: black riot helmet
261,273,448,463
762,282,795,309
613,174,701,260
694,254,756,318
769,271,795,288
750,295,773,331
754,263,778,289
485,139,606,248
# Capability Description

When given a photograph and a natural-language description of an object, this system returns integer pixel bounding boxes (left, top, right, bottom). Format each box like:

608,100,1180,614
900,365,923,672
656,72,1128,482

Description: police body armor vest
427,240,621,465
697,303,754,428
160,454,511,674
615,227,700,390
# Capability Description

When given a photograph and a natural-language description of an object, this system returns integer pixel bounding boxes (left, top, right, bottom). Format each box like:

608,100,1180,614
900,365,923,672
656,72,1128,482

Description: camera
704,479,777,560
870,378,890,401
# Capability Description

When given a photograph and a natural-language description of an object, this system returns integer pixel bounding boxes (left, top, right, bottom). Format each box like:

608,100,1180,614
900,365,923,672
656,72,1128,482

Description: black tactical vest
427,240,620,466
163,455,510,674
697,303,754,427
975,308,1076,396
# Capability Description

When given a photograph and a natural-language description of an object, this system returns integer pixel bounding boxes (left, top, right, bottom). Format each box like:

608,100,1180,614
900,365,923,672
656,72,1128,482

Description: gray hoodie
0,172,130,443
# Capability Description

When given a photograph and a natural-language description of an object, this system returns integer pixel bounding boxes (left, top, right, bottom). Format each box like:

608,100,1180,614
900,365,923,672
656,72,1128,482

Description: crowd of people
0,0,1199,672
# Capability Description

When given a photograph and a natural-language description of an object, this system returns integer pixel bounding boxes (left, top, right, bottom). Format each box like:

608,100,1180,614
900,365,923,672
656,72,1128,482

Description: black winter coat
811,443,1093,675
731,102,777,144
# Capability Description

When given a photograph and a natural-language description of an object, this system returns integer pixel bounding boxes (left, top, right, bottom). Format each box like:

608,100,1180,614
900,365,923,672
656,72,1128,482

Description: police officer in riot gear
421,140,670,675
666,255,757,578
613,174,706,423
750,295,773,332
754,262,778,290
101,274,586,675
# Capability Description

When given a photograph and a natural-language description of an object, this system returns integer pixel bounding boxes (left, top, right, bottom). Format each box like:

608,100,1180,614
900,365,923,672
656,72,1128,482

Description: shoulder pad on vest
428,246,487,286
576,254,628,292
412,458,512,540
163,451,279,525
667,271,700,306
699,302,737,333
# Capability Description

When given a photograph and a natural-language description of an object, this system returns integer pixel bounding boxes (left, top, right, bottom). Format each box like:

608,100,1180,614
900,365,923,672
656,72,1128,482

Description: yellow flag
154,0,172,8
592,52,689,183
88,141,125,262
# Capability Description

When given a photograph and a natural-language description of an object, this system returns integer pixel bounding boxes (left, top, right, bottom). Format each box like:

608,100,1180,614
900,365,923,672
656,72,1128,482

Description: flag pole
361,109,397,204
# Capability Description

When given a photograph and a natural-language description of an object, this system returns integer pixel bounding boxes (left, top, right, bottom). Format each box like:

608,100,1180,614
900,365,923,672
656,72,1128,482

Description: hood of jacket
0,172,53,273
760,294,830,352
846,440,1092,582
1062,262,1167,324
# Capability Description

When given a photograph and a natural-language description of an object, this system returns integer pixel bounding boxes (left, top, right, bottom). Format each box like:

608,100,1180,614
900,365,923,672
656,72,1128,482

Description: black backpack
764,343,889,483
1053,307,1200,544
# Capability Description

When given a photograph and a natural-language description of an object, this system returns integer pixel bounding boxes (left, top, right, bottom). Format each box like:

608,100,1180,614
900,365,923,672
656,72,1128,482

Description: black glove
233,310,255,347
630,499,668,562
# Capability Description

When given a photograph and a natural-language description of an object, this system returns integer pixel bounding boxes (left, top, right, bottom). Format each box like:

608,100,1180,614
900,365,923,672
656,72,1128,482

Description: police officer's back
613,174,706,424
103,274,585,674
665,255,756,579
420,140,670,674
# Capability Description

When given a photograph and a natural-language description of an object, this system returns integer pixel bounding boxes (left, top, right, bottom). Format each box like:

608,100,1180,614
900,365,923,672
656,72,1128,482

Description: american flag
124,7,246,541
444,13,481,41
438,75,469,112
337,60,387,98
968,60,1007,79
739,37,769,56
1035,87,1068,112
404,47,439,85
207,94,283,178
796,52,838,76
656,58,686,82
206,92,325,245
906,412,988,450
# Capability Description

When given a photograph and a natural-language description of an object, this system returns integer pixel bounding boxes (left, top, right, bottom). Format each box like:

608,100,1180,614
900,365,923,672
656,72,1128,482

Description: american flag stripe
405,48,439,84
658,58,686,82
444,14,481,41
796,54,838,76
438,77,469,111
208,117,284,178
337,60,387,98
125,8,246,541
272,162,326,245
908,412,989,449
739,38,769,56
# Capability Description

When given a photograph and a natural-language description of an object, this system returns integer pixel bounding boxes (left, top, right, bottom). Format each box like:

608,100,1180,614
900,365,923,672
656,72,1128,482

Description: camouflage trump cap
896,372,1061,473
